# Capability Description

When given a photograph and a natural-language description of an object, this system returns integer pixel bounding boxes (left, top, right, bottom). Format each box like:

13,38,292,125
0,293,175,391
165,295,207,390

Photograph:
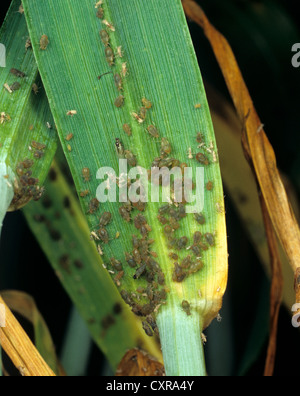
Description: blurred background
1,0,300,376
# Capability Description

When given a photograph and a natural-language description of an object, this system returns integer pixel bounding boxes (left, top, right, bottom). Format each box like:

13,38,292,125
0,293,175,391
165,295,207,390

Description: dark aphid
98,227,109,243
124,150,137,167
105,47,114,66
133,264,146,280
133,200,147,212
110,258,123,272
191,244,202,257
159,205,170,215
40,35,49,50
194,213,206,225
172,263,186,283
139,107,147,120
196,152,209,165
99,212,112,226
132,235,140,248
10,68,26,78
157,215,168,225
132,248,142,265
27,177,39,186
181,255,192,269
206,181,214,191
146,284,154,300
115,138,125,157
177,236,189,250
147,125,159,139
101,314,115,330
99,29,110,46
141,303,155,316
34,150,45,159
31,141,46,150
119,206,131,222
88,198,99,214
147,258,160,272
160,138,172,156
196,132,203,144
80,190,90,197
142,321,153,337
82,167,91,182
141,97,152,109
146,315,159,336
169,218,180,230
114,95,125,108
123,123,132,137
74,260,84,269
59,255,72,274
16,163,24,176
199,242,209,251
134,214,147,230
22,159,34,169
157,271,165,286
169,253,179,261
10,82,21,92
205,233,215,246
114,73,123,91
121,290,133,305
125,253,137,268
164,225,173,236
96,6,104,19
189,259,204,274
182,300,191,316
193,231,202,245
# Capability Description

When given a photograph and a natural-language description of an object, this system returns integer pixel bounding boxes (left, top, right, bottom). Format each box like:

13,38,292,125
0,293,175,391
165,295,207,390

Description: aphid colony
12,159,44,207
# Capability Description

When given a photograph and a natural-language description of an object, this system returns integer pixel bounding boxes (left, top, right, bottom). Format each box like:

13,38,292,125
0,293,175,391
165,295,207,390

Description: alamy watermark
95,160,205,214
0,303,5,328
291,43,300,68
291,303,300,328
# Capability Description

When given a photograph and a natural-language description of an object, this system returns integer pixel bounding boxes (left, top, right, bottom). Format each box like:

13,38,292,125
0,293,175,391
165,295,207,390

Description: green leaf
22,0,228,375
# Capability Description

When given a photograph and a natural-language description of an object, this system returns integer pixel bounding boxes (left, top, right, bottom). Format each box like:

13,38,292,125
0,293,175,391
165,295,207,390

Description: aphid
102,19,115,32
25,38,32,51
80,190,90,197
66,133,74,141
196,152,209,165
160,138,172,156
182,300,191,316
191,244,202,257
4,83,13,94
157,271,165,286
82,167,90,182
205,233,215,246
67,144,72,152
147,125,159,139
193,231,202,245
142,321,154,337
22,159,34,169
119,206,131,222
199,242,209,251
99,29,109,46
67,110,77,116
99,211,112,226
98,227,109,243
59,255,71,274
125,253,137,268
196,132,203,144
95,0,103,7
40,35,49,50
133,264,146,280
133,214,147,230
121,62,128,77
194,103,201,109
96,6,104,19
141,303,155,316
10,68,26,78
88,198,99,214
10,82,21,92
132,248,142,265
131,112,144,124
194,213,206,225
122,123,132,137
110,258,123,272
189,259,204,274
146,315,159,335
114,270,124,286
124,150,137,167
181,255,192,269
139,107,147,121
157,215,168,225
141,97,152,109
115,138,125,157
34,150,44,159
31,141,46,150
114,95,125,108
116,46,123,58
74,260,84,269
169,253,179,261
105,47,114,66
18,4,24,14
114,73,123,91
177,236,189,250
32,83,39,95
164,225,173,236
120,290,132,305
172,263,186,283
206,181,213,191
0,112,10,124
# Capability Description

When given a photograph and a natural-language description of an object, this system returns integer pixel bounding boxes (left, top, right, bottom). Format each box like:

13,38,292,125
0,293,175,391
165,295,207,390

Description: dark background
1,0,300,376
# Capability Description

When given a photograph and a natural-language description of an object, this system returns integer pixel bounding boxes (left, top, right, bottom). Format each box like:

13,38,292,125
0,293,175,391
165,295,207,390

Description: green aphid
114,95,125,108
182,300,191,316
147,125,159,139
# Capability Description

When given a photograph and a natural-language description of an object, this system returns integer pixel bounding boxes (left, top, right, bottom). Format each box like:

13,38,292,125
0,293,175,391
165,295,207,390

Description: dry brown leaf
182,0,300,274
0,296,55,377
116,349,165,376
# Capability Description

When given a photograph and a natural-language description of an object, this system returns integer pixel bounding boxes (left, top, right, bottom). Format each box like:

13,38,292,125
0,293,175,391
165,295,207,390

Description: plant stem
157,302,207,376
0,163,14,239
